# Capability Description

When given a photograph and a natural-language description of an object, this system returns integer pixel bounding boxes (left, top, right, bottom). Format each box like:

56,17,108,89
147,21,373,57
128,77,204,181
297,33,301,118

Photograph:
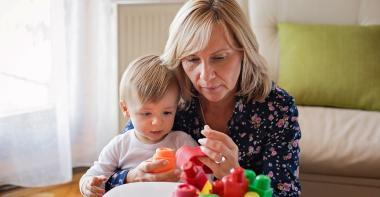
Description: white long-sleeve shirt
79,130,197,194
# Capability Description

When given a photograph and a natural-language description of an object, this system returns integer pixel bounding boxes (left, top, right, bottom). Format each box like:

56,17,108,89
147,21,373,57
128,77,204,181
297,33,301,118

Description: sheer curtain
0,0,118,187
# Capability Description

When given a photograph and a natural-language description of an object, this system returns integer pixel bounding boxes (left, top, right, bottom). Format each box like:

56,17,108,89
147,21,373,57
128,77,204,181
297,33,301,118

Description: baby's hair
119,55,179,104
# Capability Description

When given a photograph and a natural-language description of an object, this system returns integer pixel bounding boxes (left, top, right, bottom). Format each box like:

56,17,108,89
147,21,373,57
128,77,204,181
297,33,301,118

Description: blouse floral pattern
106,83,301,196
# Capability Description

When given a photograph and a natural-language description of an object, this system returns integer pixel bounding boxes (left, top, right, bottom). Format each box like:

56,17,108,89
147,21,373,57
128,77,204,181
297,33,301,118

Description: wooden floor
0,168,86,197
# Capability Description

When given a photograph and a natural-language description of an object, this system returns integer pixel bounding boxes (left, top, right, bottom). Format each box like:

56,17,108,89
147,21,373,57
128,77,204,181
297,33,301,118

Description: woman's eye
183,57,199,64
213,55,226,60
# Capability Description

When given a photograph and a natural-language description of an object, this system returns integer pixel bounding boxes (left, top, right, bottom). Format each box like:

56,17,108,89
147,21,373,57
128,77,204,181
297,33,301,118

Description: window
0,0,52,116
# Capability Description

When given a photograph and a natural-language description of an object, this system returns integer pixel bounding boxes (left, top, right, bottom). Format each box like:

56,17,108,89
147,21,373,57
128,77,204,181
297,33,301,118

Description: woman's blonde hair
161,0,271,103
119,55,179,104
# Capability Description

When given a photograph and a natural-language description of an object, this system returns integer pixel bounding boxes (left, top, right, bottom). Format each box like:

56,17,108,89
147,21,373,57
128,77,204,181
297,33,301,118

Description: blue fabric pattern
105,168,130,191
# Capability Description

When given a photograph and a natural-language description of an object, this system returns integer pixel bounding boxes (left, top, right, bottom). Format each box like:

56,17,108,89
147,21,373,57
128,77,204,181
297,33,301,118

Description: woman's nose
199,62,216,82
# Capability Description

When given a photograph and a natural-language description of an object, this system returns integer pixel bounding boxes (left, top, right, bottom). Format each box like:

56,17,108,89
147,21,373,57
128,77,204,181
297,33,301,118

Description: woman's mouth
201,85,221,92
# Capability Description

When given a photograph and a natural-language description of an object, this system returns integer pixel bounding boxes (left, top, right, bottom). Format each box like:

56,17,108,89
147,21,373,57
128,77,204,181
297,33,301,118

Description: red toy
181,161,209,191
212,167,248,197
173,183,198,197
174,166,273,197
176,145,212,173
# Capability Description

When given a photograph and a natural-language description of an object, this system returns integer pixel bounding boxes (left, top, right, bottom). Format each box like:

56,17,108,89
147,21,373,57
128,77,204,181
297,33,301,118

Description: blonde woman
109,1,301,196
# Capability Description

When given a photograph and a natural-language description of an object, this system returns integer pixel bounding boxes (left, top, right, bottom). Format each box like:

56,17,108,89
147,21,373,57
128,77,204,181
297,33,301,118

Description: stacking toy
151,147,176,173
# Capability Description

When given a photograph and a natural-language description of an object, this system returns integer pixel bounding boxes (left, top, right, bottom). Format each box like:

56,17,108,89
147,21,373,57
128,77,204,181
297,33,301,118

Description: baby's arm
79,135,122,196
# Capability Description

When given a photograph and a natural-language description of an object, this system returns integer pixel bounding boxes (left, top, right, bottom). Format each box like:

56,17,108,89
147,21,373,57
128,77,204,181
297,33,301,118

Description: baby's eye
141,112,151,116
163,111,173,115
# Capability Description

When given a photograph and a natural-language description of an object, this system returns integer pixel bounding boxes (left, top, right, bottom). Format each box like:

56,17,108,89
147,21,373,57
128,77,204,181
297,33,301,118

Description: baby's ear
119,100,129,118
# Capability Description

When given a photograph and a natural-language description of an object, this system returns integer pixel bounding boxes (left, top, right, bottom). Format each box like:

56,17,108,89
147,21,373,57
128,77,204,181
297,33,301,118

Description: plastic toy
212,167,248,197
150,147,176,173
173,183,199,197
182,161,210,191
176,145,212,173
173,166,273,197
198,194,219,197
244,192,260,197
249,175,273,197
244,169,256,191
173,145,273,197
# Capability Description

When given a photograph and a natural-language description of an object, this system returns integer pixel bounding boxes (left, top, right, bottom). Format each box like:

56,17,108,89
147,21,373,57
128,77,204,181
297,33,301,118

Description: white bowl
104,182,180,197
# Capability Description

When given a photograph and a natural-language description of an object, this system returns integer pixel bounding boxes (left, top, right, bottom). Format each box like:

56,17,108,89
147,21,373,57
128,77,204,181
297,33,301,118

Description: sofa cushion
248,0,380,81
277,23,380,111
298,106,380,178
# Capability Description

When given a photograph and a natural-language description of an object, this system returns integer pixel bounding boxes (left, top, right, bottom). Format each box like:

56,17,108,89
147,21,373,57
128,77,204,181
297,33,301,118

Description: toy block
244,169,256,191
173,183,198,197
222,167,248,197
182,161,210,191
251,175,273,197
244,192,260,197
176,145,212,173
200,181,212,194
211,180,224,197
151,147,176,173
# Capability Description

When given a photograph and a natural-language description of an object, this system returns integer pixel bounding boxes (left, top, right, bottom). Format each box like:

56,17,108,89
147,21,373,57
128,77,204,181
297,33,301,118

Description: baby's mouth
150,130,163,135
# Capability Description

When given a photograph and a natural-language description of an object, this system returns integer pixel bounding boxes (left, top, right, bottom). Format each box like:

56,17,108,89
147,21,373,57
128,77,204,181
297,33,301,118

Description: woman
107,0,301,196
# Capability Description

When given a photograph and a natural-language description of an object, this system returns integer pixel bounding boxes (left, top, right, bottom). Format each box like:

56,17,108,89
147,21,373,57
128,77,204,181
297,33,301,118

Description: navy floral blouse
106,83,301,196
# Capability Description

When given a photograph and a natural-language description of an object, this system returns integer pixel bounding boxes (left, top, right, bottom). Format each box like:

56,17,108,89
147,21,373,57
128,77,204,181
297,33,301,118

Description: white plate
104,182,180,197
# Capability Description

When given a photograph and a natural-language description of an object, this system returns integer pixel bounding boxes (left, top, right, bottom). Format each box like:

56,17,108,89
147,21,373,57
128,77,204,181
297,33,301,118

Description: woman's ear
119,100,129,119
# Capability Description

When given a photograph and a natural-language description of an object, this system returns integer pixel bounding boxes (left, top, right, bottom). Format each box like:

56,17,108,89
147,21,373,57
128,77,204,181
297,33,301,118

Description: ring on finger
215,153,226,164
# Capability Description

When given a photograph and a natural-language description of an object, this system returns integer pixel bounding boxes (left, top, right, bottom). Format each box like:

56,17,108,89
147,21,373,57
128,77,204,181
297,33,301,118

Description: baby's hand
83,175,107,197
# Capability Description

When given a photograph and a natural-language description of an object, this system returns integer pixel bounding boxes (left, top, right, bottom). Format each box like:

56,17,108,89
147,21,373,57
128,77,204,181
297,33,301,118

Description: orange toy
151,147,176,173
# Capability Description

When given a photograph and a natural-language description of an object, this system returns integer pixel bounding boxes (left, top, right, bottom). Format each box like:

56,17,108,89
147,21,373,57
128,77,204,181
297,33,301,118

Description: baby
79,55,197,196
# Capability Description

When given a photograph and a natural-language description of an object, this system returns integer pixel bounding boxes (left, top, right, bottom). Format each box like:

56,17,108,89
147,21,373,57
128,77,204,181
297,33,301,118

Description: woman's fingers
198,133,237,162
201,125,238,151
199,143,229,162
197,156,218,171
196,125,240,179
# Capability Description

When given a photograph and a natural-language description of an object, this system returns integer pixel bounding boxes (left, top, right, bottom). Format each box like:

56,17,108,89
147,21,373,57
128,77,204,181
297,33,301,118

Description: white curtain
0,0,118,187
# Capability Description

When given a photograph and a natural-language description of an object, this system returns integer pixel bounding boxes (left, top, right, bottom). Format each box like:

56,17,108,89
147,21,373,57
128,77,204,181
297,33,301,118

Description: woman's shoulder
239,82,297,115
268,83,296,106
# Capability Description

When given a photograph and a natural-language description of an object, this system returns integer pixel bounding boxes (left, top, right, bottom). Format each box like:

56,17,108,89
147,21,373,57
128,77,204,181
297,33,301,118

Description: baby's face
127,86,179,144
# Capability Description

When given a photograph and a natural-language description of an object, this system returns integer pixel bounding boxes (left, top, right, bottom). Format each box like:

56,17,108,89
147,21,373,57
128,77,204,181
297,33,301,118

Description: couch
248,0,380,196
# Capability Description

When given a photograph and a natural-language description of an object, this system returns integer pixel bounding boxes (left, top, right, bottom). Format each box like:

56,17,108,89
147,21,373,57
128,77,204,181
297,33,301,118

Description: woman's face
181,24,242,103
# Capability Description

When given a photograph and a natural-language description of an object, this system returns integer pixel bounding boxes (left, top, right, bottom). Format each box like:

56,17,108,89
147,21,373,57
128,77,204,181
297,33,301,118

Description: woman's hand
126,159,181,183
197,125,240,179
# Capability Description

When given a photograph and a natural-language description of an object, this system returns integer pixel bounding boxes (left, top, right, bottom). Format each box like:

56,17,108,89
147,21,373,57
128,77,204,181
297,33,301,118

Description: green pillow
278,23,380,111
